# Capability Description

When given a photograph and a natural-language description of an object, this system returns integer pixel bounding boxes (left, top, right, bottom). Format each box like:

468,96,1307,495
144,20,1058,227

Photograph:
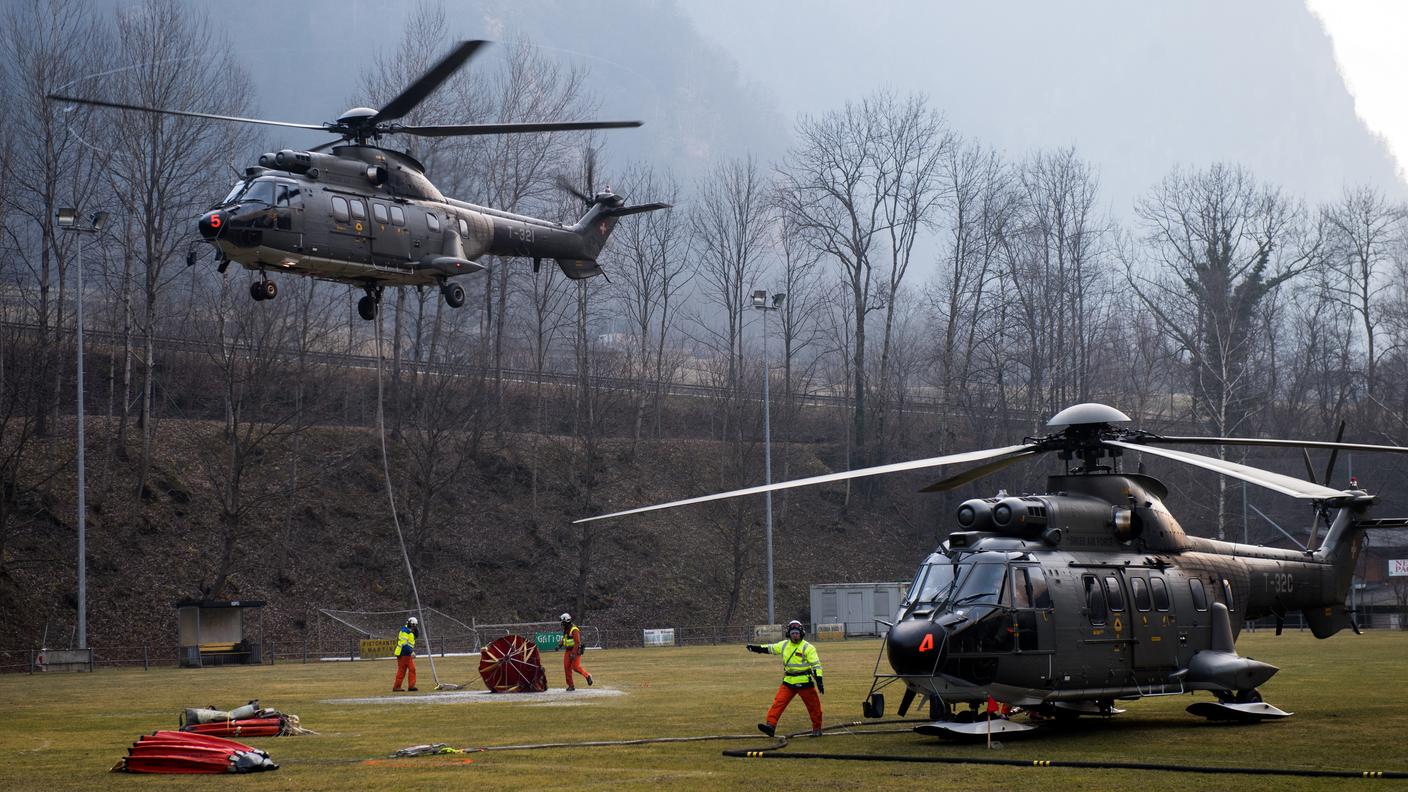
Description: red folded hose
117,731,277,774
180,717,285,737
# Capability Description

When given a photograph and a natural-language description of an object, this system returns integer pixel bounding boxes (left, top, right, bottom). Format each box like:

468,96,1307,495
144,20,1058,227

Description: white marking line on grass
326,688,625,705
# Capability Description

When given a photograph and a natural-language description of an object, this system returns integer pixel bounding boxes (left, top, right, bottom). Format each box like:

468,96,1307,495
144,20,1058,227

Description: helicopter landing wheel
357,294,377,321
250,281,265,301
261,280,277,300
442,282,466,308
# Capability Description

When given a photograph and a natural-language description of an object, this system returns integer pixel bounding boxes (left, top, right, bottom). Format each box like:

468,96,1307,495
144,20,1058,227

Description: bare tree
776,97,886,468
108,0,250,494
2,0,107,437
610,166,689,456
872,93,952,462
1322,185,1406,420
1129,163,1324,537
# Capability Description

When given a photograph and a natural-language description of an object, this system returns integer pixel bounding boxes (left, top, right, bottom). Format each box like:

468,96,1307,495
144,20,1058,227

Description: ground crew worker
560,612,592,690
391,616,419,692
746,619,824,737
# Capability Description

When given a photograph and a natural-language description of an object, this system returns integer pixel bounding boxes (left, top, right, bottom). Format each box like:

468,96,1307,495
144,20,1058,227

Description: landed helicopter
50,41,669,321
577,403,1408,738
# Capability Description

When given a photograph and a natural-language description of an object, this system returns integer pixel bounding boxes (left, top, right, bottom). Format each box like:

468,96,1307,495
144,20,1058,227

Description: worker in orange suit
746,620,824,737
391,616,419,692
560,612,592,690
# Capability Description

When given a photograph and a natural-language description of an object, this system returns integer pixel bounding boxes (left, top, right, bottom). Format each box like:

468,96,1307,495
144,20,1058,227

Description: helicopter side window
332,196,350,223
373,203,389,224
350,199,367,222
1221,579,1235,612
1103,576,1125,611
426,211,440,233
1149,576,1171,611
1083,575,1107,624
458,217,470,238
275,185,301,207
1131,577,1151,612
1189,578,1208,612
390,205,405,226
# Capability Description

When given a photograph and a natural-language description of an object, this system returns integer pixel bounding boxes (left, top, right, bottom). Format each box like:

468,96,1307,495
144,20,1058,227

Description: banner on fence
643,628,674,647
359,639,396,658
1390,559,1408,577
814,623,845,641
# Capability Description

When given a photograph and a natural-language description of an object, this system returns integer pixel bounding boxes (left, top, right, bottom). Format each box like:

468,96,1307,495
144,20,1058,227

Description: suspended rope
373,306,462,690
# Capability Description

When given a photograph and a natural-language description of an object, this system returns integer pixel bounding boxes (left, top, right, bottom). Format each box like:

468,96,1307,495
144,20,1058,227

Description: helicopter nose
886,618,945,676
198,210,225,239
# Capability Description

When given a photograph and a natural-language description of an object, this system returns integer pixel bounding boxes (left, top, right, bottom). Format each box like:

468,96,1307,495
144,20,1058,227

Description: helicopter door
266,183,303,250
1009,564,1053,654
370,201,411,265
329,194,373,264
1129,572,1179,670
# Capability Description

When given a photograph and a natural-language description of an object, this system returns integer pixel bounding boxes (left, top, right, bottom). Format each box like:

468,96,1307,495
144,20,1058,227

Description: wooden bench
199,642,239,653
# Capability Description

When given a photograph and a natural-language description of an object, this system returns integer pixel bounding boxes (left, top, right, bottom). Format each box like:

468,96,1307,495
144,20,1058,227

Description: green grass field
3,631,1407,790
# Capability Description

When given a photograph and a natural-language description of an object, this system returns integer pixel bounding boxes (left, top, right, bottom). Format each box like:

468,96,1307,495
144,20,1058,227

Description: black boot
757,722,775,738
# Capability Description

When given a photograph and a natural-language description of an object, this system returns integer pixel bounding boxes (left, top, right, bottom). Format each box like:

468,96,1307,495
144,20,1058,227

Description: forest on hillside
3,0,1408,647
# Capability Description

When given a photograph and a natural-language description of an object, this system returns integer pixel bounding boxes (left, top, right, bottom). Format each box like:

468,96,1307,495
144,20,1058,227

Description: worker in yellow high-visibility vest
560,612,592,691
746,620,824,737
391,617,419,692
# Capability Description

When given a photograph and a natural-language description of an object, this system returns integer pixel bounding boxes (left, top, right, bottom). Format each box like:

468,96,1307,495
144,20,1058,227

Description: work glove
816,678,825,695
578,646,586,656
746,644,767,654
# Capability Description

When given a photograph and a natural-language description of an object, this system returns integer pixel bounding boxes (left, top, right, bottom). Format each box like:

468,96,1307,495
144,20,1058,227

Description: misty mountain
682,0,1407,213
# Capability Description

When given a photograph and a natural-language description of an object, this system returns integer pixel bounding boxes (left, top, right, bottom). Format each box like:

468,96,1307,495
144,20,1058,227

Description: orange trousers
564,648,588,687
765,683,822,729
393,654,416,690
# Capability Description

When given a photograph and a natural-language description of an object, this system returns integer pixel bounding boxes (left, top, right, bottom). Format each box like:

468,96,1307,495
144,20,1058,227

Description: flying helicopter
49,41,669,321
576,402,1408,738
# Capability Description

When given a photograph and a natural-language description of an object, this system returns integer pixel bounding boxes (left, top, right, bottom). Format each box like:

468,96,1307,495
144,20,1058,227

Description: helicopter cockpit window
373,203,388,224
1131,577,1151,612
1103,576,1125,611
240,179,276,206
1150,576,1171,611
390,205,405,226
222,181,248,205
952,561,1007,608
426,211,440,233
904,560,957,606
1083,575,1108,624
1189,578,1208,611
332,196,350,223
1011,566,1051,609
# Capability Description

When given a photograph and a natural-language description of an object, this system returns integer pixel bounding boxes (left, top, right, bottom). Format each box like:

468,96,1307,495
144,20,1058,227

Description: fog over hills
109,0,1404,213
681,0,1407,213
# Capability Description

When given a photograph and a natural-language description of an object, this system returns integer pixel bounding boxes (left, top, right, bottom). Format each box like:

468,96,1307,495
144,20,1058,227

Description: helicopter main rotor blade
918,448,1042,493
394,120,642,137
574,443,1035,524
1134,434,1408,455
46,94,328,131
372,40,487,123
1104,440,1348,500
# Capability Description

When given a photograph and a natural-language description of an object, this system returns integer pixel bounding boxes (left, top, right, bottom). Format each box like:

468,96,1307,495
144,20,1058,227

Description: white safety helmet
407,616,419,626
560,612,572,622
786,620,805,639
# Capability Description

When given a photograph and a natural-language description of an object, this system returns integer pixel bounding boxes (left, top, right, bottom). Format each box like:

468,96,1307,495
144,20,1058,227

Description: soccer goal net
319,608,480,654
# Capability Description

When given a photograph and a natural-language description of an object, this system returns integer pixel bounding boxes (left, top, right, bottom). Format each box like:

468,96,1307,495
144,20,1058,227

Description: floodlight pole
57,208,105,650
752,290,785,626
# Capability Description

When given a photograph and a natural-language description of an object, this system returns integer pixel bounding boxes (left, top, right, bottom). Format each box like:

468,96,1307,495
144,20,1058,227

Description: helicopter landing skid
1186,700,1292,722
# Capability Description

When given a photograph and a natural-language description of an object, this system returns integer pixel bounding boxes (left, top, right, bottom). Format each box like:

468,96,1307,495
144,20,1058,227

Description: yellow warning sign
1113,616,1123,633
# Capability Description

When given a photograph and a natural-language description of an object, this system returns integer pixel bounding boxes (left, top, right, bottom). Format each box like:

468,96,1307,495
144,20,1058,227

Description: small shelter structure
176,599,265,667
